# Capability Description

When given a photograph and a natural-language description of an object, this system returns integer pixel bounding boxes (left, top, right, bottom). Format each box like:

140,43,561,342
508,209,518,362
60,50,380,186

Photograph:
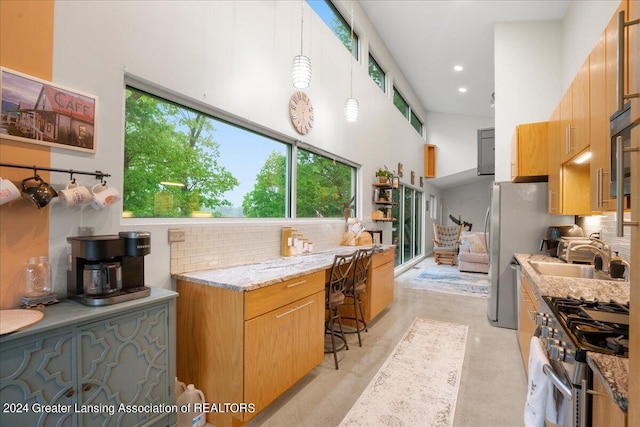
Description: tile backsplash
578,212,631,262
169,221,347,274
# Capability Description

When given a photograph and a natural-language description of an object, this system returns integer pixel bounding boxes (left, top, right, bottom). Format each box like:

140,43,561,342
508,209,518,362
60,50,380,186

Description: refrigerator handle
483,206,490,250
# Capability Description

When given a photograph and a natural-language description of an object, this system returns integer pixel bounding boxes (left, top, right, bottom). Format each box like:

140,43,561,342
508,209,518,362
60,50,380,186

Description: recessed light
453,65,463,72
458,87,467,93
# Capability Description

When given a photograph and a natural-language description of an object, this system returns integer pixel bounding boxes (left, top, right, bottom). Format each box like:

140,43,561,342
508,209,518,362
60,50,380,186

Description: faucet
570,245,611,273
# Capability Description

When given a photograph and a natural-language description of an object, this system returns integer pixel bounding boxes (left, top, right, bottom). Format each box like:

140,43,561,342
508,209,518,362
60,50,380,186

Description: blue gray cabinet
0,289,177,427
477,127,495,176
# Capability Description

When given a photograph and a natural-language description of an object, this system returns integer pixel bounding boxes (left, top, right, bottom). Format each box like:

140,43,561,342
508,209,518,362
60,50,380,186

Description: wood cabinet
424,144,436,178
367,249,395,320
511,121,549,182
548,106,563,214
177,270,325,427
591,28,611,212
517,268,541,375
561,58,591,163
0,294,176,427
592,372,627,427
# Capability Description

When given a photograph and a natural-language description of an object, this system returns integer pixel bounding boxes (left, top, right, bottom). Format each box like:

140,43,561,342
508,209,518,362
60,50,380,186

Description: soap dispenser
609,252,626,279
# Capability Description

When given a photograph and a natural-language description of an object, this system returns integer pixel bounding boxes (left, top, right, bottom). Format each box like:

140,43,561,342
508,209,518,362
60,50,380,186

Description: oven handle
543,364,572,400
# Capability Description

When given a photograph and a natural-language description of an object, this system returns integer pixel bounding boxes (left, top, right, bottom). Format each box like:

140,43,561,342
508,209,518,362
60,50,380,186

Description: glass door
392,185,423,267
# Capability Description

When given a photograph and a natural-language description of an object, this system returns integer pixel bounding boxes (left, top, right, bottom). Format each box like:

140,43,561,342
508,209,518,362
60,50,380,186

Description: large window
307,0,358,59
368,54,385,92
123,85,356,219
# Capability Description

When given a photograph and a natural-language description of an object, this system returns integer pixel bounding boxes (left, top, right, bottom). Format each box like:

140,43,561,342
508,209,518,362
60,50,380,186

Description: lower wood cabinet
0,293,176,427
177,270,325,427
517,268,541,376
592,372,627,427
368,250,395,320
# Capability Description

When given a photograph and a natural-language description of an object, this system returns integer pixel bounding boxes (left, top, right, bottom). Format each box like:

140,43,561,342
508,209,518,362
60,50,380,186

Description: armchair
458,231,489,273
433,223,463,265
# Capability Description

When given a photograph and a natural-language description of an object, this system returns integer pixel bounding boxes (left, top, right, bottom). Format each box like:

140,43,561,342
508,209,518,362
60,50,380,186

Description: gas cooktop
543,296,630,357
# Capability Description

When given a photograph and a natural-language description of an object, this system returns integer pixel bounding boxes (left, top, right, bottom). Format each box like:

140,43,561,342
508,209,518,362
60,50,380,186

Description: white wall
425,112,495,178
441,176,494,231
48,0,440,292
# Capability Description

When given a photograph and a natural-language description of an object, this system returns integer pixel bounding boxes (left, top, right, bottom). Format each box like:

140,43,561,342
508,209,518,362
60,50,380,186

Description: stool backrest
352,247,375,287
327,252,357,297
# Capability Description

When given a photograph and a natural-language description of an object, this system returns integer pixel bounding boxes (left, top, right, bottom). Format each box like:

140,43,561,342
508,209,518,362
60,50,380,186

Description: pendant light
344,1,359,122
292,1,311,89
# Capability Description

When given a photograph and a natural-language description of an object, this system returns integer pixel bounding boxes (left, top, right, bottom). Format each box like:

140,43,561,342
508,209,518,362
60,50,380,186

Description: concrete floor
246,257,527,427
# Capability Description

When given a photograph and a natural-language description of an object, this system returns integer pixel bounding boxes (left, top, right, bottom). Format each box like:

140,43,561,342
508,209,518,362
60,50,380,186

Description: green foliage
123,89,238,217
242,152,287,218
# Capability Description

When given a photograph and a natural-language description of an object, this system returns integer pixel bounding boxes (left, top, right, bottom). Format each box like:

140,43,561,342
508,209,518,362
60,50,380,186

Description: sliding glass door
392,185,423,267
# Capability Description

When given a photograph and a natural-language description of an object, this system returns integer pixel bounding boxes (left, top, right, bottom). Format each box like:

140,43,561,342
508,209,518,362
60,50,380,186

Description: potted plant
375,168,392,184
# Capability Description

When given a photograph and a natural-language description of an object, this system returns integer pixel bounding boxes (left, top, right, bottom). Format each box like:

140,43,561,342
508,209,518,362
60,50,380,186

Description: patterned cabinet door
78,304,169,427
0,330,76,427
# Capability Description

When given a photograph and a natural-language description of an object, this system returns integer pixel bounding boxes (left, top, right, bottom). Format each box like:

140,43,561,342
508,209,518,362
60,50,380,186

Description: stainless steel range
536,296,630,427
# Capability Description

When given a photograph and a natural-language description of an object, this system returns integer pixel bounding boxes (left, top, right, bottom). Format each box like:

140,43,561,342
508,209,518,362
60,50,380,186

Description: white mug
91,183,121,210
58,180,92,207
0,177,21,206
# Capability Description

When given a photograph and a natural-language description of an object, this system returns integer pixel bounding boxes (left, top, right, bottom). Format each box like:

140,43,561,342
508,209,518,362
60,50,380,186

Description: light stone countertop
172,244,395,292
587,352,629,412
514,253,630,413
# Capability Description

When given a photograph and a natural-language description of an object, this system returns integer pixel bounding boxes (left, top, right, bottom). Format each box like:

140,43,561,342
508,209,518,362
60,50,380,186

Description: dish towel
524,336,549,427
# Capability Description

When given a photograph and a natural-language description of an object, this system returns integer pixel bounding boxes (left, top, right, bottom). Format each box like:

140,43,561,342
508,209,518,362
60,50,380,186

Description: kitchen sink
529,261,594,278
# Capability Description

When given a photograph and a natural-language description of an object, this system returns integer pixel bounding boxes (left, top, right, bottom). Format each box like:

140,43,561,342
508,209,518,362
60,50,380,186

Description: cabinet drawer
521,269,541,311
372,249,394,269
245,270,325,320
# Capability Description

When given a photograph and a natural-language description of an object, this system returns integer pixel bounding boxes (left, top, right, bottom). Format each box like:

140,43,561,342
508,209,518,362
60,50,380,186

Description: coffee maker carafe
67,231,151,306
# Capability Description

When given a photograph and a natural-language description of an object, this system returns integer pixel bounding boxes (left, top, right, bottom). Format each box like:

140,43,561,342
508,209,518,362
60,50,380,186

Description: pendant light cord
349,1,355,98
300,0,305,55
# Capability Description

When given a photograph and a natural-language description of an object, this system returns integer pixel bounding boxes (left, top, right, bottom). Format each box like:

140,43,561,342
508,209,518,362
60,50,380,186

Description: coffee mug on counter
58,179,92,207
91,183,120,210
0,177,21,206
21,175,58,209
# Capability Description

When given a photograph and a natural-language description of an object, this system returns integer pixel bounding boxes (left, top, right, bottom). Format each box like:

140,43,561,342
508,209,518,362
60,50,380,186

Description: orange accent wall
0,0,54,308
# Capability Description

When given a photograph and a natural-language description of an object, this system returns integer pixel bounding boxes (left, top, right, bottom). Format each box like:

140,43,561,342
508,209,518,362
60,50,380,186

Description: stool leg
329,315,339,369
353,296,363,347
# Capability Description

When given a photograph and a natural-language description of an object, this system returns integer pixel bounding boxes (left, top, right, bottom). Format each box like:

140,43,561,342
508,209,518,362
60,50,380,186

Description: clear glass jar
25,256,52,297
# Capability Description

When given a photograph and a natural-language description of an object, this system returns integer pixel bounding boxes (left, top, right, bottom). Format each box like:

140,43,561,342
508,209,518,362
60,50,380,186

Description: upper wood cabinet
590,29,610,212
511,121,549,183
561,58,591,163
424,144,436,178
548,106,562,214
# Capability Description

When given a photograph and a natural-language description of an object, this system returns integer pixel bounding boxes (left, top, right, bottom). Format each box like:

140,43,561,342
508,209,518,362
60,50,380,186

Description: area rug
339,318,468,427
408,266,489,298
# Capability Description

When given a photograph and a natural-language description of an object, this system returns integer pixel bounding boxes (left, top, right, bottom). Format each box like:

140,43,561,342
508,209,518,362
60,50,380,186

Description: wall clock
289,91,314,135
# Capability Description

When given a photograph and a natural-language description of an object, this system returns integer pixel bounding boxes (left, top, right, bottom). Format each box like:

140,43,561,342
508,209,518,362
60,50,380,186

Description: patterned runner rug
339,318,468,427
408,265,489,298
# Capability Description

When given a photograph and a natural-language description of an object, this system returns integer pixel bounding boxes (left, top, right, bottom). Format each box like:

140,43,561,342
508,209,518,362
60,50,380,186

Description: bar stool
325,251,357,370
343,247,375,347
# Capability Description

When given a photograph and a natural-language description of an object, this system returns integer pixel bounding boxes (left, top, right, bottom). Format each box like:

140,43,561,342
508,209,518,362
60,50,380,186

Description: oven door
542,361,573,427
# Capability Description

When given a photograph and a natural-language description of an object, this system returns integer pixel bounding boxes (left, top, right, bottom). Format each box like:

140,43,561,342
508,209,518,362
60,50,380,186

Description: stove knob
546,339,561,351
535,312,549,326
563,348,575,362
541,326,557,338
550,345,565,361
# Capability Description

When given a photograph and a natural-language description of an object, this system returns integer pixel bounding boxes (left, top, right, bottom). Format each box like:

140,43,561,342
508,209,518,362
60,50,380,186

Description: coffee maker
67,231,151,306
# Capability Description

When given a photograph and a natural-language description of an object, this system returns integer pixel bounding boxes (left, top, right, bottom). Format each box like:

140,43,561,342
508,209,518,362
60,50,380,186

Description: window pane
307,0,358,59
393,87,409,119
123,87,288,218
296,148,355,218
368,54,385,92
410,110,423,135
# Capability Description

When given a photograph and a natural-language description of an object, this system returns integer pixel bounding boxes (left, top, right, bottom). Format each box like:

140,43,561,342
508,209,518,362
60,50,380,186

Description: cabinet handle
596,168,602,209
616,136,639,236
275,300,315,319
616,10,640,111
65,388,75,398
565,126,570,154
286,280,306,288
82,384,92,392
527,310,536,320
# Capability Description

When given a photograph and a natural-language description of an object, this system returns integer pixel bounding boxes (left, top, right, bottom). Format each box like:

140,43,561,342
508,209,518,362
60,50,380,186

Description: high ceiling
359,0,571,119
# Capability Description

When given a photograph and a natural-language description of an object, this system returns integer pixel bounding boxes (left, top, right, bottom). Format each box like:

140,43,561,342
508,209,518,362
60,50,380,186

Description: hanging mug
0,177,21,206
58,179,92,207
21,175,58,209
91,182,121,210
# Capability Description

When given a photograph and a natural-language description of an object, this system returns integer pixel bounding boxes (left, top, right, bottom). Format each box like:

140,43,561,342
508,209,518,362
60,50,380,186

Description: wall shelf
424,144,436,178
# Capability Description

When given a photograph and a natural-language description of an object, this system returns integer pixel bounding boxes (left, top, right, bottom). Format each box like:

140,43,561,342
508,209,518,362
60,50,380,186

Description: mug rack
0,162,111,182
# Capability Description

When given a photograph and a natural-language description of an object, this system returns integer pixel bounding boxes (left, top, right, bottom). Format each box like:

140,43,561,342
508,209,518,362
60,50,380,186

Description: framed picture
1,67,97,153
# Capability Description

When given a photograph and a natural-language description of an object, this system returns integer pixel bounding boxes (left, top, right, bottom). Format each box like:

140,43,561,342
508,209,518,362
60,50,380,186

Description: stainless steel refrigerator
485,181,572,329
